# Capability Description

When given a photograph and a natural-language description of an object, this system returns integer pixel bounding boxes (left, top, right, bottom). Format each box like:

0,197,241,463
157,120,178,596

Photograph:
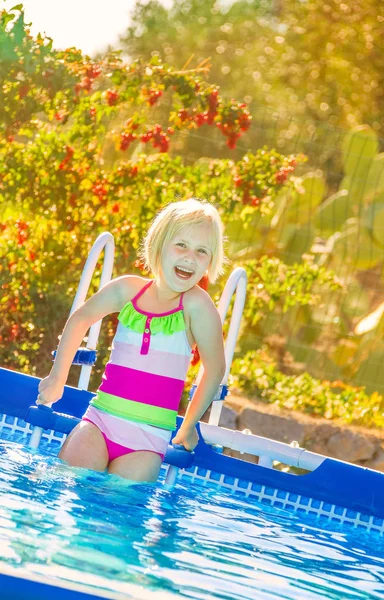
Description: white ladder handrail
71,232,115,390
29,232,115,450
194,267,247,426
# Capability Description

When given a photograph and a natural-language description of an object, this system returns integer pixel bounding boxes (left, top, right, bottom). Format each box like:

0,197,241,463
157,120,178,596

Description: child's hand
37,375,65,406
172,425,199,452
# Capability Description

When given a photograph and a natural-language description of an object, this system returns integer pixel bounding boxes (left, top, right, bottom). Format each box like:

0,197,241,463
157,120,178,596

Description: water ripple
0,442,383,599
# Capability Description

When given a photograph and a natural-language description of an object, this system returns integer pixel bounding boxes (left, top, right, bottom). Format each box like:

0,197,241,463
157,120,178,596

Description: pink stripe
110,341,190,379
99,363,184,410
83,406,170,457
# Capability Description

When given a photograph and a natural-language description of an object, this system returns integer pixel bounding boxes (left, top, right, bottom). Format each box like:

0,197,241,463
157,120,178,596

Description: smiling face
160,221,213,292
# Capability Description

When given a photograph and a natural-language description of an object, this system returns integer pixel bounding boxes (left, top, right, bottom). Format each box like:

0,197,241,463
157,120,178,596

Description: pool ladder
27,231,326,482
27,231,248,480
28,232,115,449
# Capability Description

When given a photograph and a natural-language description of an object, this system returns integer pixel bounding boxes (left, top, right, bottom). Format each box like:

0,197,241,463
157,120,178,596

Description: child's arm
172,291,226,451
37,276,132,406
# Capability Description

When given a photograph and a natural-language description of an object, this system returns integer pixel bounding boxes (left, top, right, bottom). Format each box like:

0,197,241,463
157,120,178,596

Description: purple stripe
98,363,184,410
110,341,190,379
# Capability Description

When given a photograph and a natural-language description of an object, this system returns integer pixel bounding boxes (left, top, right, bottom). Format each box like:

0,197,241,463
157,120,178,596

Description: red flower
275,169,288,184
178,109,189,122
120,132,137,151
19,85,29,99
58,146,74,170
147,89,163,106
106,89,119,106
10,323,20,341
86,64,102,79
16,220,28,246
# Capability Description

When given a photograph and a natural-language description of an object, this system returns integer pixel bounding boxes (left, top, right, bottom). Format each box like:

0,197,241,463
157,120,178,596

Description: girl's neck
151,278,182,305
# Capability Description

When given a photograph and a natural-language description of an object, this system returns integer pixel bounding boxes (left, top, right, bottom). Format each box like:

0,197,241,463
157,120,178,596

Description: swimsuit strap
131,279,185,312
131,280,154,303
178,291,185,310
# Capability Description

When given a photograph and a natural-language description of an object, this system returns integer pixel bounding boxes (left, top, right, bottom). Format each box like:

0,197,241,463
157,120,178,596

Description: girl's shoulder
183,284,216,316
112,275,151,307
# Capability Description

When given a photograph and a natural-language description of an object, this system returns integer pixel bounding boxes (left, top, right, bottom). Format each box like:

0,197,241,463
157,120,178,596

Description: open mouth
174,266,195,280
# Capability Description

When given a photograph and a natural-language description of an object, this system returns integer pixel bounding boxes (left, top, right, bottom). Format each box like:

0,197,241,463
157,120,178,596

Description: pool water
0,440,383,600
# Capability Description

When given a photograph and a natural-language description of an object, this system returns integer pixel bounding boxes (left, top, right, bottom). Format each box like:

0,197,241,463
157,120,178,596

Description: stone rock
326,429,376,462
304,424,341,456
366,447,384,472
238,408,305,445
218,405,237,430
224,448,258,464
222,398,384,471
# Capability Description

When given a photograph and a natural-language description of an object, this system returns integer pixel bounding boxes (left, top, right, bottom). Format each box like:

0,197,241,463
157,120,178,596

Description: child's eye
198,249,208,254
176,243,186,248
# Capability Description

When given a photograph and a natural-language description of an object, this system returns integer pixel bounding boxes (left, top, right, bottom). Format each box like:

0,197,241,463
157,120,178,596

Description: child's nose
185,249,196,262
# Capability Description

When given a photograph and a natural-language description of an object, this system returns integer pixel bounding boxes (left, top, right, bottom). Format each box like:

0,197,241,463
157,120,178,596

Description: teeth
176,266,194,274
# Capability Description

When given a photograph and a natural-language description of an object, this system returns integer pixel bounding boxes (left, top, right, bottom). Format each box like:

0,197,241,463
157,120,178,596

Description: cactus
268,125,384,390
340,125,380,203
285,171,326,225
314,190,351,234
361,194,384,248
270,172,325,263
315,125,384,266
332,220,383,270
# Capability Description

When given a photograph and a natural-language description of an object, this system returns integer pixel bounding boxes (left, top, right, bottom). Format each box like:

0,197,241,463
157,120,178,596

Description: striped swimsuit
83,279,192,462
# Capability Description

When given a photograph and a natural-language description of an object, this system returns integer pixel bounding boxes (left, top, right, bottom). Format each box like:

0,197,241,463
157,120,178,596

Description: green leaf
11,12,25,46
0,29,18,61
1,12,16,27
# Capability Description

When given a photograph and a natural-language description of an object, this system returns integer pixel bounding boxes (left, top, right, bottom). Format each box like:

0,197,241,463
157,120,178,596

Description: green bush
231,350,384,429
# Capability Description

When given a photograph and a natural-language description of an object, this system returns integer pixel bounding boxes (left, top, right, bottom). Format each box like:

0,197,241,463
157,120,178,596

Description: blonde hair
139,198,227,283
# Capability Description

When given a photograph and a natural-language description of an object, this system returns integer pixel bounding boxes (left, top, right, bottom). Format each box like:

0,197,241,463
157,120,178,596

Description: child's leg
108,451,163,482
59,420,108,472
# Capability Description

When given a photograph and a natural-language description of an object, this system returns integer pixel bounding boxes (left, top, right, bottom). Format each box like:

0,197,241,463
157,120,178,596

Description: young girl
37,198,227,482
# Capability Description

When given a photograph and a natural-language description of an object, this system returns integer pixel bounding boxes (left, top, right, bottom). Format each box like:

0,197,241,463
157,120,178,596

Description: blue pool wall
0,366,383,535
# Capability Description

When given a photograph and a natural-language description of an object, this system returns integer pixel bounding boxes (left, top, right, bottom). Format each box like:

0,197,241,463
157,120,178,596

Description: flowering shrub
0,6,302,382
233,148,306,209
242,255,342,326
1,5,356,427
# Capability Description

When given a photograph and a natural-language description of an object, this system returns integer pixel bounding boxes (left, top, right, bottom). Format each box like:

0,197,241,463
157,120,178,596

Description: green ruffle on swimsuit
118,298,187,336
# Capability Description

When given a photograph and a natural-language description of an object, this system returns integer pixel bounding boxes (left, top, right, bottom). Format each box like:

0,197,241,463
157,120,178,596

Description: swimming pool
1,238,383,598
0,366,383,599
0,439,383,600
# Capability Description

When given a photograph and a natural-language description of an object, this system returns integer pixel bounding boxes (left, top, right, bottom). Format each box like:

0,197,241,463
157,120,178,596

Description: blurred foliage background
1,2,384,428
118,0,384,167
